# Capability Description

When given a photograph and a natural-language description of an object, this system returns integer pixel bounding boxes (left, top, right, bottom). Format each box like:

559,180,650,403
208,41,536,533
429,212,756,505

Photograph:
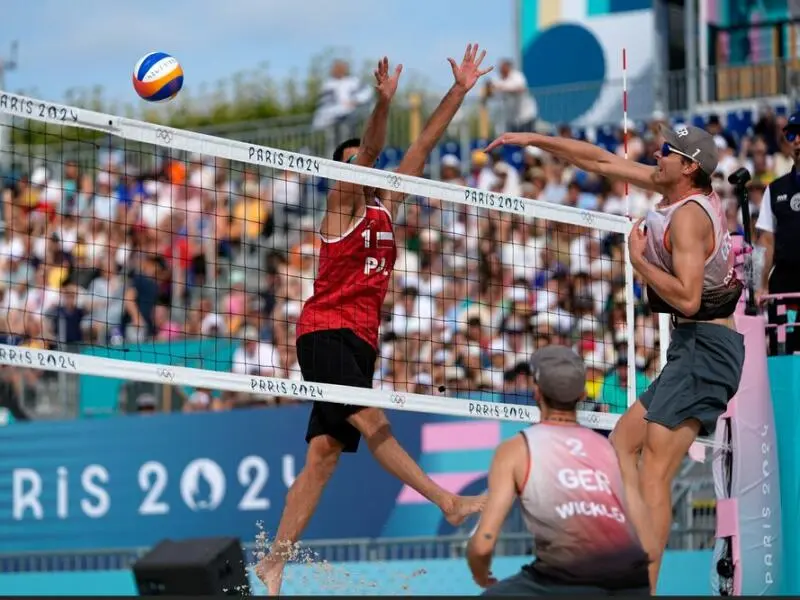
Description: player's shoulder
769,170,794,187
495,432,528,460
673,198,714,230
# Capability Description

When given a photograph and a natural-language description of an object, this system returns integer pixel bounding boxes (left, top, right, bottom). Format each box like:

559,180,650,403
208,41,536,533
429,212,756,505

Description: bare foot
255,557,285,596
444,493,487,526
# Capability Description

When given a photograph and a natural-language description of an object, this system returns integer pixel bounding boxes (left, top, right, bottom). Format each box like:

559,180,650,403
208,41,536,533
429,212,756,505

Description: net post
623,229,638,411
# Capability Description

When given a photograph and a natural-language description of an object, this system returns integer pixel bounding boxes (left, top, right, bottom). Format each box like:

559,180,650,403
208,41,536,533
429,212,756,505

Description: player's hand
483,132,537,153
374,56,403,102
628,217,647,265
448,43,494,91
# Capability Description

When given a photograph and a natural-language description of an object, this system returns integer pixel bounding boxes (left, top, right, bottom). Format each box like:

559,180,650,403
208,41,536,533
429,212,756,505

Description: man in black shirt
756,111,800,354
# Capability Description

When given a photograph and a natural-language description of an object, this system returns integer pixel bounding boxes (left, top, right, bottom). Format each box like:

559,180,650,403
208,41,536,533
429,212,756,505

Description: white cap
413,372,433,386
242,325,260,342
441,154,461,168
524,145,543,158
200,313,227,336
188,390,211,406
31,166,48,186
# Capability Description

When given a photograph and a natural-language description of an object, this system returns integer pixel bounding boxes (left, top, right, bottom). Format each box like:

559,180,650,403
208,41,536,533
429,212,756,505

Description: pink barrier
709,313,783,593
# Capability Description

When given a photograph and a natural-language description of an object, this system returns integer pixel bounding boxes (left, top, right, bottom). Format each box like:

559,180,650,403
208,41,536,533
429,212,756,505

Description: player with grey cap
467,345,650,596
484,123,745,592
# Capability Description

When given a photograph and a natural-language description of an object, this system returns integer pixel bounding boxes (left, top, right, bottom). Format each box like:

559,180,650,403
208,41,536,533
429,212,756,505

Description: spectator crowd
0,100,790,422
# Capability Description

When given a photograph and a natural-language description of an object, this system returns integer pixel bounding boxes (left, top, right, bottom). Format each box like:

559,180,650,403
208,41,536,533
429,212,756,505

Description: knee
609,427,640,463
349,408,391,442
304,438,342,482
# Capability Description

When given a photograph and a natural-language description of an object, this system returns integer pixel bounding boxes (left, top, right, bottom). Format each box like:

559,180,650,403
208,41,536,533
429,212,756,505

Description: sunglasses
785,129,799,142
346,153,379,168
660,142,697,162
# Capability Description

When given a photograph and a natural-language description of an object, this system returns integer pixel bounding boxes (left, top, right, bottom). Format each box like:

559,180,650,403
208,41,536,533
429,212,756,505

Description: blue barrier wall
79,340,235,416
0,552,713,596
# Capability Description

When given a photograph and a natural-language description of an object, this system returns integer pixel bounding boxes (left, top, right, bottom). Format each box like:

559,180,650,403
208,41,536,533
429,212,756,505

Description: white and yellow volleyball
132,52,184,102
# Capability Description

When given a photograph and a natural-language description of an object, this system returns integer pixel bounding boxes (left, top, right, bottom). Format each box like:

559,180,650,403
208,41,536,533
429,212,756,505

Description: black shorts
482,569,650,597
640,321,745,437
296,328,378,453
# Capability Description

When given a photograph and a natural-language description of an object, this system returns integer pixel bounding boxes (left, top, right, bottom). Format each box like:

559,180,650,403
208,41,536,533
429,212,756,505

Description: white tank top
642,192,742,319
518,424,649,588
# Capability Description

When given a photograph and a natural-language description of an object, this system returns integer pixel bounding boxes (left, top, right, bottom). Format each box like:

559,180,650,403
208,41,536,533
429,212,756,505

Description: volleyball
132,52,184,102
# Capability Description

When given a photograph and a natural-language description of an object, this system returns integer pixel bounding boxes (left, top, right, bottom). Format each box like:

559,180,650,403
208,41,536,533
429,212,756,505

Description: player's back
518,423,649,589
296,199,396,349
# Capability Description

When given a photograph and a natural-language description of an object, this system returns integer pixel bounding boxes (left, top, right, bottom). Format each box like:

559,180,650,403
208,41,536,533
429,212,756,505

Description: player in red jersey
256,46,493,595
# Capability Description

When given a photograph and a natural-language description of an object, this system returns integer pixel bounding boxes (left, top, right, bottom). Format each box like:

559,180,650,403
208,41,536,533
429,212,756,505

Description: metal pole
0,42,19,174
515,0,523,68
685,0,699,113
652,0,668,112
699,0,710,104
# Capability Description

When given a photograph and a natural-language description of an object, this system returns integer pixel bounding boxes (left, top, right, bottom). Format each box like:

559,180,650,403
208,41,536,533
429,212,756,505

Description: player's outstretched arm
327,58,402,212
355,57,403,168
466,436,524,589
380,43,493,217
485,132,665,195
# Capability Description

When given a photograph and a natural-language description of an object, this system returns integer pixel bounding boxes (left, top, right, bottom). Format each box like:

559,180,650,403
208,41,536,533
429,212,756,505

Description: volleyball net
0,90,668,432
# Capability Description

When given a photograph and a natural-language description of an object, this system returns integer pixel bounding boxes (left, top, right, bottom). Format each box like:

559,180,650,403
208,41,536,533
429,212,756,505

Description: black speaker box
132,536,250,596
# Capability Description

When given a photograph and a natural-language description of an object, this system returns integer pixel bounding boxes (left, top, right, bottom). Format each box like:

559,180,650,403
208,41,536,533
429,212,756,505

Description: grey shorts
640,321,745,437
482,569,650,596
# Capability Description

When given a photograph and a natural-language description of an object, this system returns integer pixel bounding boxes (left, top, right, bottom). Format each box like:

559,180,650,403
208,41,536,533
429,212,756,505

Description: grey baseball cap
660,123,719,176
530,345,586,406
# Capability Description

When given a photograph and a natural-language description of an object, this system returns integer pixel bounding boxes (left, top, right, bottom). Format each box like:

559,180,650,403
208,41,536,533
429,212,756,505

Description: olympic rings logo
156,368,175,381
156,128,173,144
390,393,406,407
386,174,401,190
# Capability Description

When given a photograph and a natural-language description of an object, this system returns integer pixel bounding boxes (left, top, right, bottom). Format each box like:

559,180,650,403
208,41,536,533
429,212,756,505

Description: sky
1,0,516,110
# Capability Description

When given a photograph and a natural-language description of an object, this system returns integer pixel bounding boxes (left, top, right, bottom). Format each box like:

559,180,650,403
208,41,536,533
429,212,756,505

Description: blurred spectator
231,326,282,378
311,59,373,142
50,284,85,345
485,59,538,133
123,255,160,343
705,114,737,152
598,357,651,411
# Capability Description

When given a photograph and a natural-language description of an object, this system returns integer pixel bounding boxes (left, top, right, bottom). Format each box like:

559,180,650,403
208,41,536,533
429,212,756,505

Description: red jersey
296,199,396,349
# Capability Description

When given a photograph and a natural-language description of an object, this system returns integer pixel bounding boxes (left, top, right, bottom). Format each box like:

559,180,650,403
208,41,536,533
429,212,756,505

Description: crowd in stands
0,100,788,422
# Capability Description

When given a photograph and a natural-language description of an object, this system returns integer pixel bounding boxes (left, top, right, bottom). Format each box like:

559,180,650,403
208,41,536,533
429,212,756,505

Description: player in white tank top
467,346,650,596
483,124,745,593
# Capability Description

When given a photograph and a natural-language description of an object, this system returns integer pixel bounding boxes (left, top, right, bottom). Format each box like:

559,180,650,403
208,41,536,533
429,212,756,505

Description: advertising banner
0,407,519,552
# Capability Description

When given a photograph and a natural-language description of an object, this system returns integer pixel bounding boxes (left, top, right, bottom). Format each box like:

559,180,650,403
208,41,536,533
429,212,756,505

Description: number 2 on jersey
565,438,587,457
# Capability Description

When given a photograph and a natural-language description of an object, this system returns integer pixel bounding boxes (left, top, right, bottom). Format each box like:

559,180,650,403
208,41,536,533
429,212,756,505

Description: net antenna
621,47,639,409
